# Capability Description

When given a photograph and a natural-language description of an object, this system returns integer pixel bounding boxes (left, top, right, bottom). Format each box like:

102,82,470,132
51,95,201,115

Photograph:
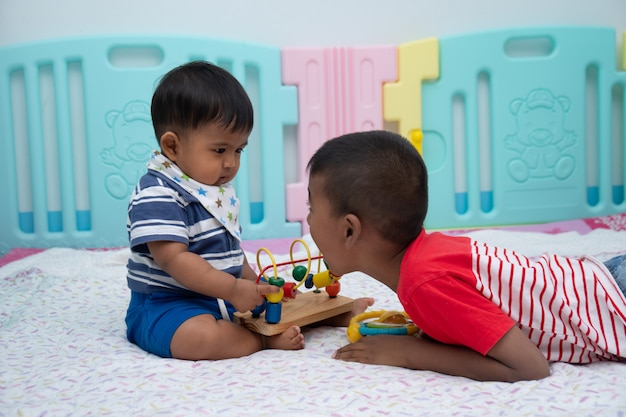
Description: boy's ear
159,131,180,161
343,213,361,248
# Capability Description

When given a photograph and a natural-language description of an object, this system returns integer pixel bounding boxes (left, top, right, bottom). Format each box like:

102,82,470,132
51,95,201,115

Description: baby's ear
343,213,361,247
159,131,179,160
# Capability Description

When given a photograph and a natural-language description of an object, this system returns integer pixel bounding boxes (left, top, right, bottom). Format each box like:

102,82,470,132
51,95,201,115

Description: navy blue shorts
125,291,234,358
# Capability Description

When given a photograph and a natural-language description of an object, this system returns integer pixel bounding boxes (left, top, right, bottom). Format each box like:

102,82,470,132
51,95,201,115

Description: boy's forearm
403,337,539,382
335,334,550,382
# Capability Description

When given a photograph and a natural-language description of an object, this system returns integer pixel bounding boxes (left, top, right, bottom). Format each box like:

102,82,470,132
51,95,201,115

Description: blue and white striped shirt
126,170,244,298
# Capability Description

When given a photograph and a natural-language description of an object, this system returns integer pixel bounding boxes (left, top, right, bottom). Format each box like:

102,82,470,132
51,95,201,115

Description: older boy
306,130,626,382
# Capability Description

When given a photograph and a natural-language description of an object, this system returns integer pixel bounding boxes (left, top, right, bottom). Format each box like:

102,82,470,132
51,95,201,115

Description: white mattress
2,229,626,416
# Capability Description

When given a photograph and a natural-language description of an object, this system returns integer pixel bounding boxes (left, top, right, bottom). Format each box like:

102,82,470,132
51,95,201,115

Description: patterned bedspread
1,217,626,416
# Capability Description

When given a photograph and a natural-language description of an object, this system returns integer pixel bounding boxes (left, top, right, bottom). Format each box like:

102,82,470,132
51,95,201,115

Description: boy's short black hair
151,61,254,139
307,130,428,246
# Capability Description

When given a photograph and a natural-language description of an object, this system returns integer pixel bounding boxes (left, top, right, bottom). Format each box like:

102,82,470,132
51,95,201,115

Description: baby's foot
352,297,375,316
265,325,305,350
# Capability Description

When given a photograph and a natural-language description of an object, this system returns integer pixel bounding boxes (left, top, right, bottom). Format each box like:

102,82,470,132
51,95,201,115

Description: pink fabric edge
2,214,624,268
0,248,45,268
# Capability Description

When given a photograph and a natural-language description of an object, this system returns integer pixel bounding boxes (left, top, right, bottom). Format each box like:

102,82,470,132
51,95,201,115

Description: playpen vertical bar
452,93,468,215
0,68,17,252
9,68,34,234
244,63,264,224
612,82,625,205
24,65,49,236
39,63,63,232
464,83,482,218
477,71,493,213
617,31,626,207
54,58,78,234
585,65,600,207
67,60,91,231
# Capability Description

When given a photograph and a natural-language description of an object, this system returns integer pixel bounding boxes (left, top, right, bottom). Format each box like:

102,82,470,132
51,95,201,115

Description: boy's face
165,123,249,186
307,174,351,276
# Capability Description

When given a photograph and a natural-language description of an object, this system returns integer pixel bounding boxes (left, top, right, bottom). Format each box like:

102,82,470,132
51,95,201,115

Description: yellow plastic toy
347,310,419,343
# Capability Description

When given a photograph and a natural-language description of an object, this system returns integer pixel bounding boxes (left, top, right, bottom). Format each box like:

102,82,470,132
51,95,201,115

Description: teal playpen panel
0,36,300,254
422,26,626,229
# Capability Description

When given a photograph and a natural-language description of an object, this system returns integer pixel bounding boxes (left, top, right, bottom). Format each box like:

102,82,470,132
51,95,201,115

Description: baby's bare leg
170,314,303,360
170,314,260,360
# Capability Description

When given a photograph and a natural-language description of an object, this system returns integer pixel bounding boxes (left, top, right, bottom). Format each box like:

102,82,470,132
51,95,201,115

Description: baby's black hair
151,61,253,139
307,130,428,246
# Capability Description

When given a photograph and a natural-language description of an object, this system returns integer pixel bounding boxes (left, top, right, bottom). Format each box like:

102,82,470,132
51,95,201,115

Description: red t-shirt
398,231,626,363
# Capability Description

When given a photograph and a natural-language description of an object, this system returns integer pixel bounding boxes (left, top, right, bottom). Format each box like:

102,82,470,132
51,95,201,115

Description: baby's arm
147,240,277,312
333,324,550,382
240,255,259,282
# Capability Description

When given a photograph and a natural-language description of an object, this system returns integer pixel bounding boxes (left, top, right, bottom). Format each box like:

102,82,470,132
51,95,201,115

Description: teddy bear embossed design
505,88,577,183
100,101,154,199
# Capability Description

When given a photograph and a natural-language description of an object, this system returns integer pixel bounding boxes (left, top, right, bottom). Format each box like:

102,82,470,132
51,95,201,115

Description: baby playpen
1,26,625,416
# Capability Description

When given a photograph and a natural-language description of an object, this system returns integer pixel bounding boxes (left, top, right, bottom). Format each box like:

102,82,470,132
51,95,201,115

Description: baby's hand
230,279,279,313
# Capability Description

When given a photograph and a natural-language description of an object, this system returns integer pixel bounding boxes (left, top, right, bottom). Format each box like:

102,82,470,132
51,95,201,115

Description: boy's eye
236,148,245,154
215,148,226,154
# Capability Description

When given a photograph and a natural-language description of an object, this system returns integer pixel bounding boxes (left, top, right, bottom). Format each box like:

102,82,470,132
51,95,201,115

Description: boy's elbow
529,362,551,381
487,326,552,382
507,362,551,382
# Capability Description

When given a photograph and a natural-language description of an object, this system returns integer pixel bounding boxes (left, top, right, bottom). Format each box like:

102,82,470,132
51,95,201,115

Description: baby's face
173,123,249,186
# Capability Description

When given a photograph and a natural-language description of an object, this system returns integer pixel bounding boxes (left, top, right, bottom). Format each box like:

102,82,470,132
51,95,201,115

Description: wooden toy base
234,291,354,336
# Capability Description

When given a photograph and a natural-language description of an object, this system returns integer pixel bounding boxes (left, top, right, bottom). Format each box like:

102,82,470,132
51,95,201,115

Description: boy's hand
230,279,279,313
333,335,414,367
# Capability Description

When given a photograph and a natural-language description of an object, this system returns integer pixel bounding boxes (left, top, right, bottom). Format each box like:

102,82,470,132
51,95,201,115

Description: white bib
147,150,242,241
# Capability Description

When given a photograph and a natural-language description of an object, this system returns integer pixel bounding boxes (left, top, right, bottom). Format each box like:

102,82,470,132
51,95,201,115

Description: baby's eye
236,148,245,154
215,148,226,154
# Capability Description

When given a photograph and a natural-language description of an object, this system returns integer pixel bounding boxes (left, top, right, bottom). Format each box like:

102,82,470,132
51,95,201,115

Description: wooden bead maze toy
234,239,354,335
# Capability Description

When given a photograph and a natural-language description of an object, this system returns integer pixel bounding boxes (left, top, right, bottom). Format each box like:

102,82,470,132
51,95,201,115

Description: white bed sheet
1,229,626,416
